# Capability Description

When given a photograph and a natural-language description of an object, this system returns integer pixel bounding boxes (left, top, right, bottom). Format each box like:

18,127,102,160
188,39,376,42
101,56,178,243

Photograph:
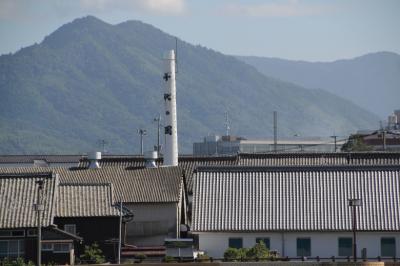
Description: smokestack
88,151,101,169
163,50,178,166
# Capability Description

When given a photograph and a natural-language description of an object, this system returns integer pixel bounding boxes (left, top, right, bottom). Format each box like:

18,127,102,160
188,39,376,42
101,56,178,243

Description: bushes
223,241,276,261
0,258,34,266
79,242,106,264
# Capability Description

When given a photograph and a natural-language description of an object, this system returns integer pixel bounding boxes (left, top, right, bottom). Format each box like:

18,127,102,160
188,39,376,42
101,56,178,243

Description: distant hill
237,52,400,118
0,16,379,154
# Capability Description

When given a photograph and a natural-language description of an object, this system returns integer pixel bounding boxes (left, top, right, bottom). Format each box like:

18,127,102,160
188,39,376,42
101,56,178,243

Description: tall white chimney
163,50,178,166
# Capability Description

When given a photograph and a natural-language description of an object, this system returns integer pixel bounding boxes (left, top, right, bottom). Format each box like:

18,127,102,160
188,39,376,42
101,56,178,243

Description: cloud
0,0,24,20
79,0,186,15
219,0,333,17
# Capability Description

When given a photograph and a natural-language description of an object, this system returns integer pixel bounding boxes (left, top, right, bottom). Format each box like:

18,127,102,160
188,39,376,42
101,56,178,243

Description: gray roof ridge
195,164,400,172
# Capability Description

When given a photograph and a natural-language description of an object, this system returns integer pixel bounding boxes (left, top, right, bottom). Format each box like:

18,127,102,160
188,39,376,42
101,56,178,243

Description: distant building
193,135,344,155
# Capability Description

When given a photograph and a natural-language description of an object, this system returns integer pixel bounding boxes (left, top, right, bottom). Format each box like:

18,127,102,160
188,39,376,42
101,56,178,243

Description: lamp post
137,129,147,155
35,180,44,266
348,198,362,262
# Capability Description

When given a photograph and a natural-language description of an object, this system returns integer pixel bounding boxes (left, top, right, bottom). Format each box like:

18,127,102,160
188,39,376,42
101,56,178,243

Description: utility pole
330,135,338,152
35,180,44,266
349,199,362,262
137,129,147,155
98,139,108,153
118,201,122,264
154,115,161,154
273,111,277,153
382,130,386,151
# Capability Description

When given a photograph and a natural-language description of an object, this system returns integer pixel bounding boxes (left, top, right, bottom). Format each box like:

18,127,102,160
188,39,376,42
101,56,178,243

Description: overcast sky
0,0,399,61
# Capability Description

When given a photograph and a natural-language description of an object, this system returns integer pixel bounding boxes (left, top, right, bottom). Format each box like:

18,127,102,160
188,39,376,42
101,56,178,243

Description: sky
0,0,399,61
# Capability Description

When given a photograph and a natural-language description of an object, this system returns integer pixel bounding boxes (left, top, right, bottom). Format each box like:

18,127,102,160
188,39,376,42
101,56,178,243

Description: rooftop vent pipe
144,151,158,168
88,151,101,169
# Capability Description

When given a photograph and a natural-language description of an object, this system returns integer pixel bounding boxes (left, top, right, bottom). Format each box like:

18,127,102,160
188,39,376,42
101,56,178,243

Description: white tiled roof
192,165,400,232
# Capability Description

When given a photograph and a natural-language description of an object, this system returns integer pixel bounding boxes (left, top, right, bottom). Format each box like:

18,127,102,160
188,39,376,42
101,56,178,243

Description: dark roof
192,165,400,232
0,155,83,164
0,172,57,228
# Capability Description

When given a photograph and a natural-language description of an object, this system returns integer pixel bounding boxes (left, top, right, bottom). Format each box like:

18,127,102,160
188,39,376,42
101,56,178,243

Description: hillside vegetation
0,16,379,154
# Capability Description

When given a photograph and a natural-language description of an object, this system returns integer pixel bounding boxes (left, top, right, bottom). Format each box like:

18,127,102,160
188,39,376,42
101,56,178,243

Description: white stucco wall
197,232,400,259
125,203,178,246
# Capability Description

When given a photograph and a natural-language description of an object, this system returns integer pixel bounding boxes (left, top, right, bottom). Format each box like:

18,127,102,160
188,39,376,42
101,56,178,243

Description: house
0,165,188,248
0,172,81,264
57,166,188,246
192,165,400,259
54,183,125,262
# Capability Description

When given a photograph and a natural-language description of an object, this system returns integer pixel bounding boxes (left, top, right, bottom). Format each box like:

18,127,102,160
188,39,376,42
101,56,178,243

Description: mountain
0,16,379,154
236,52,400,118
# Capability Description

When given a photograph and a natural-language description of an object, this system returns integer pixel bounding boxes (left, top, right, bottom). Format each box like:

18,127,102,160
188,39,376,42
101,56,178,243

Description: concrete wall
197,232,400,259
125,203,179,246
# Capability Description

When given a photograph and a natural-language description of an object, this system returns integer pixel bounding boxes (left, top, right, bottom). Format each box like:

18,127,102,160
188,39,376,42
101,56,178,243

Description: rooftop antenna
224,111,230,136
97,139,108,153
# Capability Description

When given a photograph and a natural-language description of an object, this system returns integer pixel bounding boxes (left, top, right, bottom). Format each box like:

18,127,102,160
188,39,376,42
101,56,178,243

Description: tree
341,135,373,152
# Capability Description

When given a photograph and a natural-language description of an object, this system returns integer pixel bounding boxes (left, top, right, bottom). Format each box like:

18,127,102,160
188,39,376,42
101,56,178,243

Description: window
338,238,352,256
0,240,24,257
228,238,243,249
297,238,311,257
381,238,396,257
0,230,24,238
64,224,76,235
54,243,71,253
42,243,53,251
255,238,270,249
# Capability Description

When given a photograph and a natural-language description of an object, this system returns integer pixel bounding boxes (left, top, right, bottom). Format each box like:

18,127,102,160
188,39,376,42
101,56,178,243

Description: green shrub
246,240,270,260
196,254,210,261
163,256,176,263
135,253,147,262
223,247,240,261
80,242,106,264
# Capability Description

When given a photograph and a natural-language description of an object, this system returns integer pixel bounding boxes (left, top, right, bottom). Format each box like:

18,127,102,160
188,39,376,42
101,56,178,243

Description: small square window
338,238,352,257
297,238,311,257
381,238,396,257
255,238,270,249
228,238,243,249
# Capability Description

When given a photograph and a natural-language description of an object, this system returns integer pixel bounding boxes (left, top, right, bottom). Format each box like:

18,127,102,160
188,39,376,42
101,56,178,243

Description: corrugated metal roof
192,165,400,232
0,166,184,203
0,172,57,228
56,183,120,217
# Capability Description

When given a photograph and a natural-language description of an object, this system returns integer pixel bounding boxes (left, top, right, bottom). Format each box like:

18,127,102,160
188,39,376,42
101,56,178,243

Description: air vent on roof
88,151,101,169
144,151,158,168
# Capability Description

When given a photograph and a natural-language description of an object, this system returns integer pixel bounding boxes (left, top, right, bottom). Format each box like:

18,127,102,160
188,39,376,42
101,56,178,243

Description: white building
192,165,400,259
193,135,344,155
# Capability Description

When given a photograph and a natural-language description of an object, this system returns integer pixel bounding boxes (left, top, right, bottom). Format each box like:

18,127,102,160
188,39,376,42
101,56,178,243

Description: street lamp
348,198,362,262
137,129,147,155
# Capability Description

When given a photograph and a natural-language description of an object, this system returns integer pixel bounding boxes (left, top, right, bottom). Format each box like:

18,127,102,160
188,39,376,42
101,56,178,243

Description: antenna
224,111,230,136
